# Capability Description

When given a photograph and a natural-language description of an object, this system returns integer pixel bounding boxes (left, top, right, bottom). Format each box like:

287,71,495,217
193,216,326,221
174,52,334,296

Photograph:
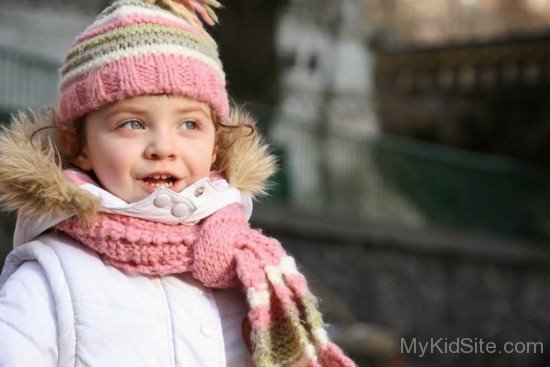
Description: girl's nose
144,131,177,160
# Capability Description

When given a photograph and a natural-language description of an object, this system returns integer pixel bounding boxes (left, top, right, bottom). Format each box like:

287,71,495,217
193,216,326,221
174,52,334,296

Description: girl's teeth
143,176,175,188
150,181,173,188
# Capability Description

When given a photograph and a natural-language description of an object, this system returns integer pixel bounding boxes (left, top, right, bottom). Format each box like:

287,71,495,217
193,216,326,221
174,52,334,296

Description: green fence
263,109,550,241
372,134,550,240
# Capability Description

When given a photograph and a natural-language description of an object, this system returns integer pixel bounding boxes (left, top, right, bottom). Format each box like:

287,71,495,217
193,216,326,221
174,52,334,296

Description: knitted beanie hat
57,0,229,125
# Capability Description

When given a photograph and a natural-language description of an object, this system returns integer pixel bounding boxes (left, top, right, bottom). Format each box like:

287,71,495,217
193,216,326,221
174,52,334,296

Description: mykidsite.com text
401,337,544,358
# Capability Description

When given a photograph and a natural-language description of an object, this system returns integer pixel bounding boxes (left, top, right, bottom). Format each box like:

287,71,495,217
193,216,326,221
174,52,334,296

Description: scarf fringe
247,255,355,367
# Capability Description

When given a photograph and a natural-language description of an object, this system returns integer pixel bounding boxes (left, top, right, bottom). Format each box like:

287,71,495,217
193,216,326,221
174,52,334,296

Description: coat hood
0,107,277,242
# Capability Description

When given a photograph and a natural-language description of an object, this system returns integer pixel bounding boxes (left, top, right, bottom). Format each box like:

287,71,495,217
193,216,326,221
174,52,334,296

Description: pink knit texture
56,204,356,367
57,0,229,125
58,53,228,125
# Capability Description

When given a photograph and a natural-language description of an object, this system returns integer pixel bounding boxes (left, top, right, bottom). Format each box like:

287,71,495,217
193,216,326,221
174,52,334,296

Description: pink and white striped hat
57,0,229,125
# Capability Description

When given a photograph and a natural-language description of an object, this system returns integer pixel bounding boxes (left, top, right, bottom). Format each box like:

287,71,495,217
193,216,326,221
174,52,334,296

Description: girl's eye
179,120,198,131
121,119,145,130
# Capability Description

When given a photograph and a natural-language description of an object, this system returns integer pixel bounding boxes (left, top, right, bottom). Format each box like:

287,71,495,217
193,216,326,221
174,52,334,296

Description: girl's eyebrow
174,107,211,119
102,106,211,120
103,106,147,120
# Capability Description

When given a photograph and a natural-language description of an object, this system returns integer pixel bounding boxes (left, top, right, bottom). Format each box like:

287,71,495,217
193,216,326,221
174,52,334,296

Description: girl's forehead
117,95,210,110
92,95,213,118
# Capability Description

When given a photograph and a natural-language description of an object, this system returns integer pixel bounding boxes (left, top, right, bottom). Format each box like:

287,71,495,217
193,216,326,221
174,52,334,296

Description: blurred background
1,0,550,366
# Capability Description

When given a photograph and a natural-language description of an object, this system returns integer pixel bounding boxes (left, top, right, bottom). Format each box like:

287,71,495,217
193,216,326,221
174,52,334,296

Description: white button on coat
172,203,191,218
201,322,215,337
153,194,172,208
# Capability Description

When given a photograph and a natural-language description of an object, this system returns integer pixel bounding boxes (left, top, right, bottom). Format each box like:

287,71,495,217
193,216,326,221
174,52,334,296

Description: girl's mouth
142,175,177,189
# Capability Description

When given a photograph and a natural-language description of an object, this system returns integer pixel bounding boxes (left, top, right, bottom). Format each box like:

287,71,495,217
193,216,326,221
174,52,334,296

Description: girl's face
73,95,217,203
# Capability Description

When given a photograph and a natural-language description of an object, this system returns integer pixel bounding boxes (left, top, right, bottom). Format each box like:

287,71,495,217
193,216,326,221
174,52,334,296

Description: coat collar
14,169,253,246
0,108,276,246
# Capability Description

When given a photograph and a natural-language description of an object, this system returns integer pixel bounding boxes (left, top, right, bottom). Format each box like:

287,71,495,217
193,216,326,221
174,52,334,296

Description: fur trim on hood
0,108,278,224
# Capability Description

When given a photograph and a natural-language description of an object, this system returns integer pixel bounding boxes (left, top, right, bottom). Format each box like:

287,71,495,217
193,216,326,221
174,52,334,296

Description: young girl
0,0,355,366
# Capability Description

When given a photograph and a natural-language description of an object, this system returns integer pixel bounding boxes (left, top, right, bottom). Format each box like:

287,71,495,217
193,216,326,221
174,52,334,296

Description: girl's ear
72,147,93,171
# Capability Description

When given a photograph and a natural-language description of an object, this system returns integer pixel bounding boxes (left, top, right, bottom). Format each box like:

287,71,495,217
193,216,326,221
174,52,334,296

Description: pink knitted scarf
56,203,355,367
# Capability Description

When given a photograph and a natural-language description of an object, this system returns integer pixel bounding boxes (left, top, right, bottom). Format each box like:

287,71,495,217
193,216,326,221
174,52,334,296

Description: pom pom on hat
145,0,222,26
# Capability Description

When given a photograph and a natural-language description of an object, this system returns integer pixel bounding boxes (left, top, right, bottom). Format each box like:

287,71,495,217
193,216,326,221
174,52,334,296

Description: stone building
364,0,550,168
365,0,550,47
